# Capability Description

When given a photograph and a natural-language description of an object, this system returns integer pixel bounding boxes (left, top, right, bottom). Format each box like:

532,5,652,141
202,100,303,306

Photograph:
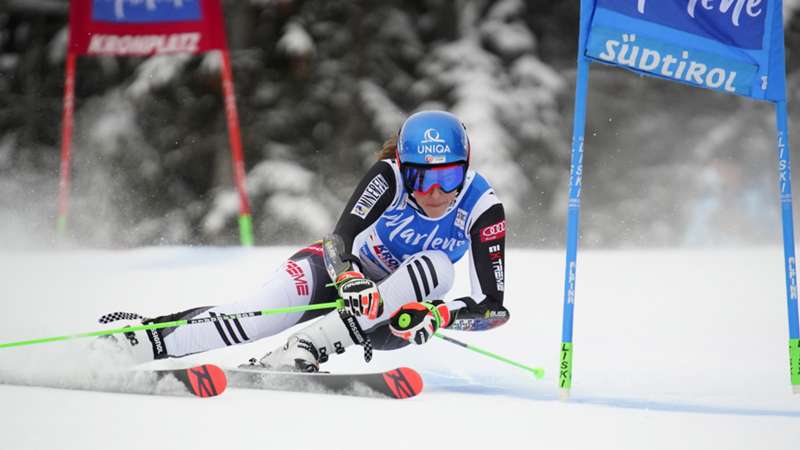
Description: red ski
225,365,423,399
156,364,228,398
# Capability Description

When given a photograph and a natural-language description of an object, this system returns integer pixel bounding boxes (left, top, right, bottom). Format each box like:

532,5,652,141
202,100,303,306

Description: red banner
68,0,228,56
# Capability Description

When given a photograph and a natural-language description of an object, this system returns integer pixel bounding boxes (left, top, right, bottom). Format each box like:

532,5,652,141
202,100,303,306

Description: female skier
110,110,508,372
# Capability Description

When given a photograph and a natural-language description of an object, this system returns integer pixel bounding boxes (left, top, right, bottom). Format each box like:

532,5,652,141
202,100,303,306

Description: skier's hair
377,133,398,160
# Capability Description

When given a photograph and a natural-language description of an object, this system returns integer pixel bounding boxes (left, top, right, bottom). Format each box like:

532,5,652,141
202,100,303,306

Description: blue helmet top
397,111,470,167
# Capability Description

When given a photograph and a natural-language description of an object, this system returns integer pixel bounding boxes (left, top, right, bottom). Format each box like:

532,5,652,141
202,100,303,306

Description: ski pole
434,332,544,379
0,300,344,350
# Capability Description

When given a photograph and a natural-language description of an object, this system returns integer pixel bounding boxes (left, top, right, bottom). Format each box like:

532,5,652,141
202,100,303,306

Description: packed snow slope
0,246,798,450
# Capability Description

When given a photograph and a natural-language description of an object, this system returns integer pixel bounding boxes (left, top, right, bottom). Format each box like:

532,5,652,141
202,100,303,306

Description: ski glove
389,301,451,345
336,271,384,320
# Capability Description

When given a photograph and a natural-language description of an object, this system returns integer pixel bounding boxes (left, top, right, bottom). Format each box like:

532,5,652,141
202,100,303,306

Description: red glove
389,301,451,345
336,271,383,320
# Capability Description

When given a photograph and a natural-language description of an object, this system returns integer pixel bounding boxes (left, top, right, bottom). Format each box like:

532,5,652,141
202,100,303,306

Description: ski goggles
401,163,466,194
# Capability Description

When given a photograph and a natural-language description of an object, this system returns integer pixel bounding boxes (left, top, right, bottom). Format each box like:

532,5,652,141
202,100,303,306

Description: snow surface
0,246,798,449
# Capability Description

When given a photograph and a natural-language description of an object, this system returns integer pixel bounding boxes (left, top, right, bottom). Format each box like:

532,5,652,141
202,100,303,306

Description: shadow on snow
422,371,800,418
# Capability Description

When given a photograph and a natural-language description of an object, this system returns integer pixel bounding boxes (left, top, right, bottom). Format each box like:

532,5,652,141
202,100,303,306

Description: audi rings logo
480,220,506,242
422,128,446,144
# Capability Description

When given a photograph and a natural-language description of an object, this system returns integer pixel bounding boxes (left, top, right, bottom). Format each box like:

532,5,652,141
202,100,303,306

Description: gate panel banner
584,0,787,101
562,0,798,394
68,0,228,56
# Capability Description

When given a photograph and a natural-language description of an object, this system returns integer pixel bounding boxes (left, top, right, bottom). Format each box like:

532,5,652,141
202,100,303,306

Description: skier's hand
336,271,383,320
389,301,451,345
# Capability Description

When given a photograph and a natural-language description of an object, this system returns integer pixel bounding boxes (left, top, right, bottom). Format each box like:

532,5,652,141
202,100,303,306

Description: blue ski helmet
396,111,470,194
396,111,470,167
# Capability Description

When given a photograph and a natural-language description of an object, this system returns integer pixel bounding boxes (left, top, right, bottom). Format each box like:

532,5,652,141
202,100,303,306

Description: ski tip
186,364,228,398
382,367,424,399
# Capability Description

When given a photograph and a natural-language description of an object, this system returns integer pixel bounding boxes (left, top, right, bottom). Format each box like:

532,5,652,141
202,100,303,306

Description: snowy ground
0,246,798,449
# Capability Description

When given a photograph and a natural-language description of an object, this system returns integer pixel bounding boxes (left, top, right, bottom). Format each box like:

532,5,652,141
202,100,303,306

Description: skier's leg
107,246,335,363
156,257,318,358
258,250,454,370
352,249,457,351
364,323,409,351
368,250,454,329
258,308,371,372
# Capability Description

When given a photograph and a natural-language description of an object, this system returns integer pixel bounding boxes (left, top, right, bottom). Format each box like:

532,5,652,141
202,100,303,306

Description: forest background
1,0,799,249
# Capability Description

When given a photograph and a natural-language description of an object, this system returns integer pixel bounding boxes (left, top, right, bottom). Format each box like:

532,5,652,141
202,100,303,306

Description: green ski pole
0,300,344,350
434,332,544,379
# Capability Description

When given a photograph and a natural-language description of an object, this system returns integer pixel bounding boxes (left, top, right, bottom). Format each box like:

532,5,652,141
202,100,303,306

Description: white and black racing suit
140,159,508,358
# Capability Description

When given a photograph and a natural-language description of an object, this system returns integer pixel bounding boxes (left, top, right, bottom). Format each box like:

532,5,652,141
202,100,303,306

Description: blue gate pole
559,0,593,399
775,99,800,393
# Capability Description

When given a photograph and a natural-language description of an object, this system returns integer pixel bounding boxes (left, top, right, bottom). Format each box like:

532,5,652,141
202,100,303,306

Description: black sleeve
333,161,397,254
466,203,506,307
446,203,506,316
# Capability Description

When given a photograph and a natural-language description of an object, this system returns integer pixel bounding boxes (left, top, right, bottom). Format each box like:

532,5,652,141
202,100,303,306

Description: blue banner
92,0,202,23
598,0,766,49
584,0,787,101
